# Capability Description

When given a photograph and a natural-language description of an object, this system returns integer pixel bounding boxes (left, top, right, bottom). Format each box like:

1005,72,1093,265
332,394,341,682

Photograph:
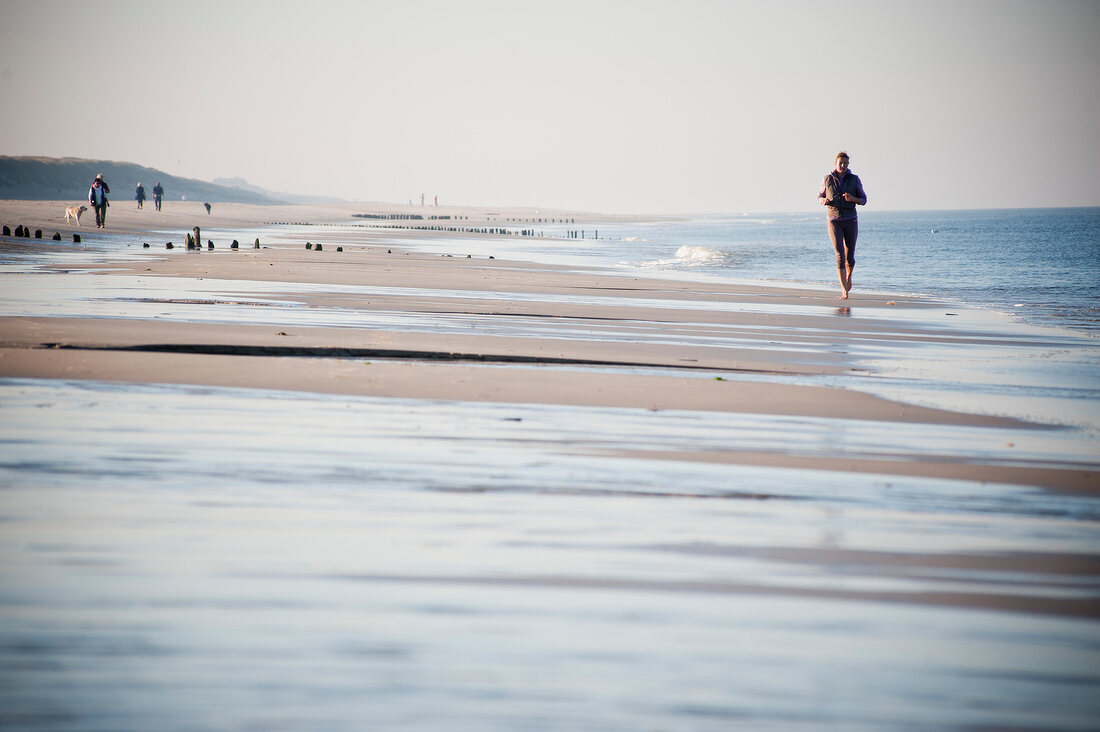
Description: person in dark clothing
135,183,146,209
153,182,164,211
89,173,111,228
818,151,867,299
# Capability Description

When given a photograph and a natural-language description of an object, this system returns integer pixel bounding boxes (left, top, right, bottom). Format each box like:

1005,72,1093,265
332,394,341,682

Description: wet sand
2,201,1093,488
2,199,1099,729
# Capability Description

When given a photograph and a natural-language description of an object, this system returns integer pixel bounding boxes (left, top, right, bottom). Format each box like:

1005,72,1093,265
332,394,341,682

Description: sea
391,207,1100,337
2,206,1099,731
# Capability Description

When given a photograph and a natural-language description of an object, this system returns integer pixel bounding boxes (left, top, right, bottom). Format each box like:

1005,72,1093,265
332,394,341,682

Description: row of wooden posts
352,213,468,221
2,224,83,242
3,221,598,251
1,222,330,250
172,226,263,251
353,222,600,239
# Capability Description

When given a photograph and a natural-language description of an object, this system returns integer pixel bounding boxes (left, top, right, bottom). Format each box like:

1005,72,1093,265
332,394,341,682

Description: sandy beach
1,199,1095,490
2,199,1099,729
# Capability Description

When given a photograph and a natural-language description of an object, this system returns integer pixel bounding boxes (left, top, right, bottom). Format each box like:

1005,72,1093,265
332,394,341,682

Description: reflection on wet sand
1,379,1099,730
1,222,1099,730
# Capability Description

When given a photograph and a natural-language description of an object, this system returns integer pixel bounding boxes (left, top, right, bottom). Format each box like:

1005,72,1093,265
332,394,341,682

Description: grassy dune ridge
0,156,329,205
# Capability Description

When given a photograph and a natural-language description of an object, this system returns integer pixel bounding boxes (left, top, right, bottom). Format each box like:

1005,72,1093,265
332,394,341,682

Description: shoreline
0,198,658,237
3,199,1100,726
2,199,1098,495
6,197,1097,338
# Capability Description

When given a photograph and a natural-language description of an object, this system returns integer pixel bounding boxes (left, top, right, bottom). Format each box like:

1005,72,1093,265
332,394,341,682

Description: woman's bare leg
837,265,849,299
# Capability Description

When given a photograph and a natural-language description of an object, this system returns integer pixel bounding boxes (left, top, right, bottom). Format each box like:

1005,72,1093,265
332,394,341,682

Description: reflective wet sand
1,212,1099,730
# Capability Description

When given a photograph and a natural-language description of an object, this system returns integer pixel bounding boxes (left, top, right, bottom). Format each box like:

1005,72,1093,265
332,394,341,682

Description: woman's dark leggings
828,217,857,269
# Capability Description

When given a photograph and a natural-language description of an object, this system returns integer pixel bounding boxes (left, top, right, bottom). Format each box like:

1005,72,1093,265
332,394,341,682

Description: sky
1,0,1097,213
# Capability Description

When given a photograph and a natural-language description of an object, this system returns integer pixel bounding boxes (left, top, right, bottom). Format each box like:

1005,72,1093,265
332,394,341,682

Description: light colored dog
65,204,88,225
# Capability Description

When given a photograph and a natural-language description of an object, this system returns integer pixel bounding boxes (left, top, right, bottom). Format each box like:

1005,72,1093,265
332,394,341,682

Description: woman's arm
843,177,867,205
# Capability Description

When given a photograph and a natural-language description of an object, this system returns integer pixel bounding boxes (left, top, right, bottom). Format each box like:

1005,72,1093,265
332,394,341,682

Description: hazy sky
1,0,1097,213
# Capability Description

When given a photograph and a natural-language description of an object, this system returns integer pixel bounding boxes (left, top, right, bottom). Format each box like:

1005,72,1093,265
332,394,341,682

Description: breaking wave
634,245,732,271
674,245,726,262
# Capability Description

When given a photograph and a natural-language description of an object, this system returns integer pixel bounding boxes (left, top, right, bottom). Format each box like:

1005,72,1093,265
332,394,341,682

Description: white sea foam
675,245,725,262
633,245,730,271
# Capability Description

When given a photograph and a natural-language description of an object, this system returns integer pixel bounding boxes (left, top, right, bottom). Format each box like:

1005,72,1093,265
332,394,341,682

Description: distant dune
0,156,334,205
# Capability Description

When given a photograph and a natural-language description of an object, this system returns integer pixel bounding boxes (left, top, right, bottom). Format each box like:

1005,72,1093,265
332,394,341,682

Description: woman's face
835,156,849,174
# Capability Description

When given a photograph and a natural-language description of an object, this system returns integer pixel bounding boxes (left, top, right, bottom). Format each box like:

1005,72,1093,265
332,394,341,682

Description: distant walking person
818,151,867,299
135,182,146,209
89,173,111,228
153,181,164,211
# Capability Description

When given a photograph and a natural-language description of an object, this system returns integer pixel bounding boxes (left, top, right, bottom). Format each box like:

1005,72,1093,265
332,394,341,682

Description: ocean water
397,207,1100,336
